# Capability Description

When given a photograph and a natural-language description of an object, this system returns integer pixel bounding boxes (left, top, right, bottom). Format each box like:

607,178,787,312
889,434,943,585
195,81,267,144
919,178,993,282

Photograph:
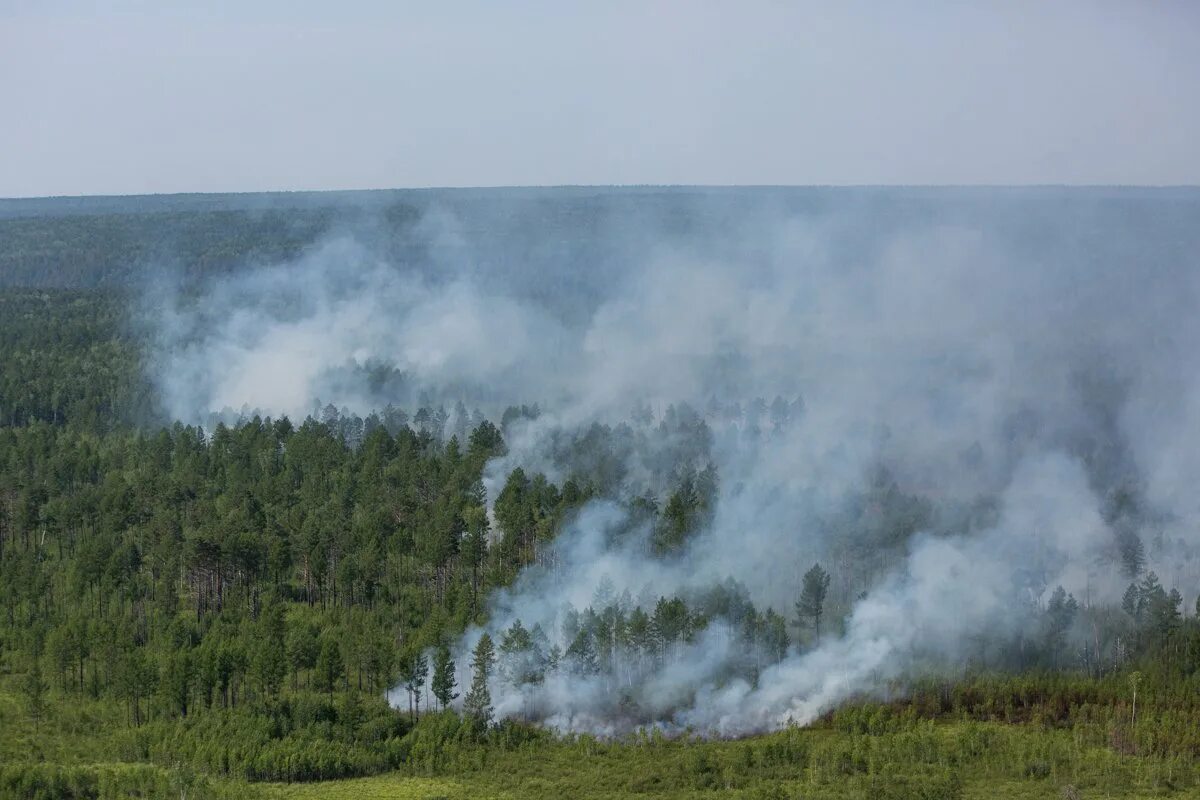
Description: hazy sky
2,1,1198,196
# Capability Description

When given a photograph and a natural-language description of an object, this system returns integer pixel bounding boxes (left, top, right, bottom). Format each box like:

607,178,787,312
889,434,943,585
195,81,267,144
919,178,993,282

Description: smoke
684,452,1110,734
146,234,573,422
145,188,1200,734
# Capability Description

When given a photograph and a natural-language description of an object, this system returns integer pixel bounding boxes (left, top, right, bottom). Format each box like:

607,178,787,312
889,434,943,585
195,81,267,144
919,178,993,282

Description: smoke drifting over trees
145,188,1200,734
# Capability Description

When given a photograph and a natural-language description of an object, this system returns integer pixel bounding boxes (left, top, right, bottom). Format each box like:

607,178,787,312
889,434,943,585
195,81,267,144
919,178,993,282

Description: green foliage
398,650,429,720
0,762,253,800
20,658,48,728
2,287,1200,798
315,640,346,701
796,562,831,640
431,645,457,712
0,291,155,430
463,635,495,727
0,206,353,290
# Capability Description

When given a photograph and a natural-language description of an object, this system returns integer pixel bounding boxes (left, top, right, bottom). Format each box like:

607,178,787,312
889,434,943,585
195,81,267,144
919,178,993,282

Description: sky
2,0,1199,197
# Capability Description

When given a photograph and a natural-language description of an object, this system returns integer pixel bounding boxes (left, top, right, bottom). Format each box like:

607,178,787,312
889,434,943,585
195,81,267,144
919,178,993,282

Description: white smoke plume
145,189,1200,734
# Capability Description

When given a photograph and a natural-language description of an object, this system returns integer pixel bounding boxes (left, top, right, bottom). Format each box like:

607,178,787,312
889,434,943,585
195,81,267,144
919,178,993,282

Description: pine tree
252,604,288,699
315,638,344,701
796,563,831,640
431,645,457,711
462,504,489,619
1043,586,1078,666
463,633,495,727
1122,583,1140,620
399,650,429,720
499,619,535,685
21,658,48,730
566,629,599,676
287,623,319,690
160,651,195,718
762,609,790,663
115,649,154,726
1117,530,1146,579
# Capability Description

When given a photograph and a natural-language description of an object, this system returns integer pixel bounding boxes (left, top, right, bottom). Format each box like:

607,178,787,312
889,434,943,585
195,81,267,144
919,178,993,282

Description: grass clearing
3,681,1199,800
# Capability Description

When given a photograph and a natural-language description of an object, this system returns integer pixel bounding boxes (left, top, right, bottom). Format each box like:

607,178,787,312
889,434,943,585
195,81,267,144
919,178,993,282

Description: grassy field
254,720,1200,800
259,774,1200,800
253,719,1200,799
250,734,1190,800
3,681,1199,800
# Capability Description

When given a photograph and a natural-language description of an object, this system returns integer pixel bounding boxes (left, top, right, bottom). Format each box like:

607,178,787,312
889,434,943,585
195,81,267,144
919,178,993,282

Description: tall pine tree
463,633,496,727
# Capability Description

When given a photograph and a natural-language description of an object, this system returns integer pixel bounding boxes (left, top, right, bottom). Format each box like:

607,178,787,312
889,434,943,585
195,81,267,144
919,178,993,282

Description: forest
2,189,1200,799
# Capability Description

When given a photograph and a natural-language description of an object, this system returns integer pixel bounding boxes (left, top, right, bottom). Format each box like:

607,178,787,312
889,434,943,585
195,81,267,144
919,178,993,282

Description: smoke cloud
146,188,1200,734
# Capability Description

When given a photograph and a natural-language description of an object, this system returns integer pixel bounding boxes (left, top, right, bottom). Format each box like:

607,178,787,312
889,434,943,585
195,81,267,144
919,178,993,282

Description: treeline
0,207,351,288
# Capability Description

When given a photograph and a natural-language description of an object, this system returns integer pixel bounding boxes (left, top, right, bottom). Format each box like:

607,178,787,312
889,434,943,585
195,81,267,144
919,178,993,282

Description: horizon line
5,183,1200,202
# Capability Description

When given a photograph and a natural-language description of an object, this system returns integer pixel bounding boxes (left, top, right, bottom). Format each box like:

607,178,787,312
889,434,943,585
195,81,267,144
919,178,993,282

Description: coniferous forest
2,189,1200,800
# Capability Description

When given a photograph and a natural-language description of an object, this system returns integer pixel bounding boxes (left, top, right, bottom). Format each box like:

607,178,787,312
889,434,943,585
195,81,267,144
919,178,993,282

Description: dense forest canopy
1,188,1200,797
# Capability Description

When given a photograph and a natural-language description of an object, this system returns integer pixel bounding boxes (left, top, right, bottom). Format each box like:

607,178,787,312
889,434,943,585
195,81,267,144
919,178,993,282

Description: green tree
1122,583,1140,620
252,603,288,699
399,649,429,721
431,644,458,711
315,638,345,701
762,609,790,663
462,504,489,619
463,633,495,727
160,651,195,718
796,563,831,640
655,474,700,553
287,622,319,689
565,629,599,676
21,658,48,730
652,597,690,651
499,618,537,686
1117,530,1146,579
1043,585,1078,666
467,420,505,460
115,649,155,726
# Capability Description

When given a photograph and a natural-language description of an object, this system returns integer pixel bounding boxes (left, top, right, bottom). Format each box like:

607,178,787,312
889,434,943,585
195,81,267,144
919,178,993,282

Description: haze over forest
3,3,1200,798
3,187,1200,741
